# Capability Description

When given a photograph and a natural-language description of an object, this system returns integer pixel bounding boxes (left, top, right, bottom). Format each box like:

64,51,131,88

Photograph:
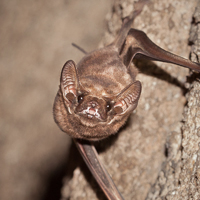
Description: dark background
0,0,111,200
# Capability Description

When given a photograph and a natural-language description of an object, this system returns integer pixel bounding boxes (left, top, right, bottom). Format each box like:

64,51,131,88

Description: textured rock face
61,0,200,200
146,3,200,199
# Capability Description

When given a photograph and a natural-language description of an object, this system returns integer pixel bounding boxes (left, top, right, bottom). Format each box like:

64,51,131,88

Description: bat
53,0,200,199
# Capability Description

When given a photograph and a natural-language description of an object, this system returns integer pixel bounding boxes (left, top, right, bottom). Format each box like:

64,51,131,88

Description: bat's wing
120,28,200,72
112,0,149,51
74,139,124,200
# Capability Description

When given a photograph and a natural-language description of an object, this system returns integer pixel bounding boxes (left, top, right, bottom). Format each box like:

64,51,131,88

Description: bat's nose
91,103,96,108
89,101,99,108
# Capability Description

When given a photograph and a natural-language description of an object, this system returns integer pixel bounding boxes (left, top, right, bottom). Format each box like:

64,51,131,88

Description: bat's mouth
82,107,101,119
77,106,106,127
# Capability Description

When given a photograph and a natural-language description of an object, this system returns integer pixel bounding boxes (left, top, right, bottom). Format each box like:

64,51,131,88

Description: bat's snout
82,101,101,119
88,101,100,109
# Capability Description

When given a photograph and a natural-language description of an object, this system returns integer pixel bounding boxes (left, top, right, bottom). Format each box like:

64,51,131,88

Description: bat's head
53,60,141,140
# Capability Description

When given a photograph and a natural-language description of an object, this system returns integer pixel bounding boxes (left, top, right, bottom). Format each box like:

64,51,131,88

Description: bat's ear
113,81,141,115
60,60,79,105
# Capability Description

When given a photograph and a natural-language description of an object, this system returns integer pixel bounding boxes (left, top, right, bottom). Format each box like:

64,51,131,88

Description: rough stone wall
61,0,200,200
147,2,200,199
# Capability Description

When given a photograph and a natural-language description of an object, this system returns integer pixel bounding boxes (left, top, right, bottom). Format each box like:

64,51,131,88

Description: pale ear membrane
113,81,142,115
60,60,78,104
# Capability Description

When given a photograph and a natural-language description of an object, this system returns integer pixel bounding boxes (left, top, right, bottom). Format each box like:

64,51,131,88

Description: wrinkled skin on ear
113,81,141,115
60,60,78,110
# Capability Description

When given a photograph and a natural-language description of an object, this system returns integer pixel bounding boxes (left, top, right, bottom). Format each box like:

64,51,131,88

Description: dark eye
106,103,112,112
78,95,84,103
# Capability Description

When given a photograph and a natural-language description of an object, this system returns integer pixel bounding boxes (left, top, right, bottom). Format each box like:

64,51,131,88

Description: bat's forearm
74,139,124,200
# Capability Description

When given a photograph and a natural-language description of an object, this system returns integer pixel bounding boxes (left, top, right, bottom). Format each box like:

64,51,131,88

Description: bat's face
53,51,141,140
74,94,110,127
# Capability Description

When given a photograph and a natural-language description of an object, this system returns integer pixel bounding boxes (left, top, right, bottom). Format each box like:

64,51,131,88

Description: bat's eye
106,103,112,112
78,95,84,103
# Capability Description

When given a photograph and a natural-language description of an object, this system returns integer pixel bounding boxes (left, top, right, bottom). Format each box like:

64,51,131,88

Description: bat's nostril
92,103,96,107
90,101,98,108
